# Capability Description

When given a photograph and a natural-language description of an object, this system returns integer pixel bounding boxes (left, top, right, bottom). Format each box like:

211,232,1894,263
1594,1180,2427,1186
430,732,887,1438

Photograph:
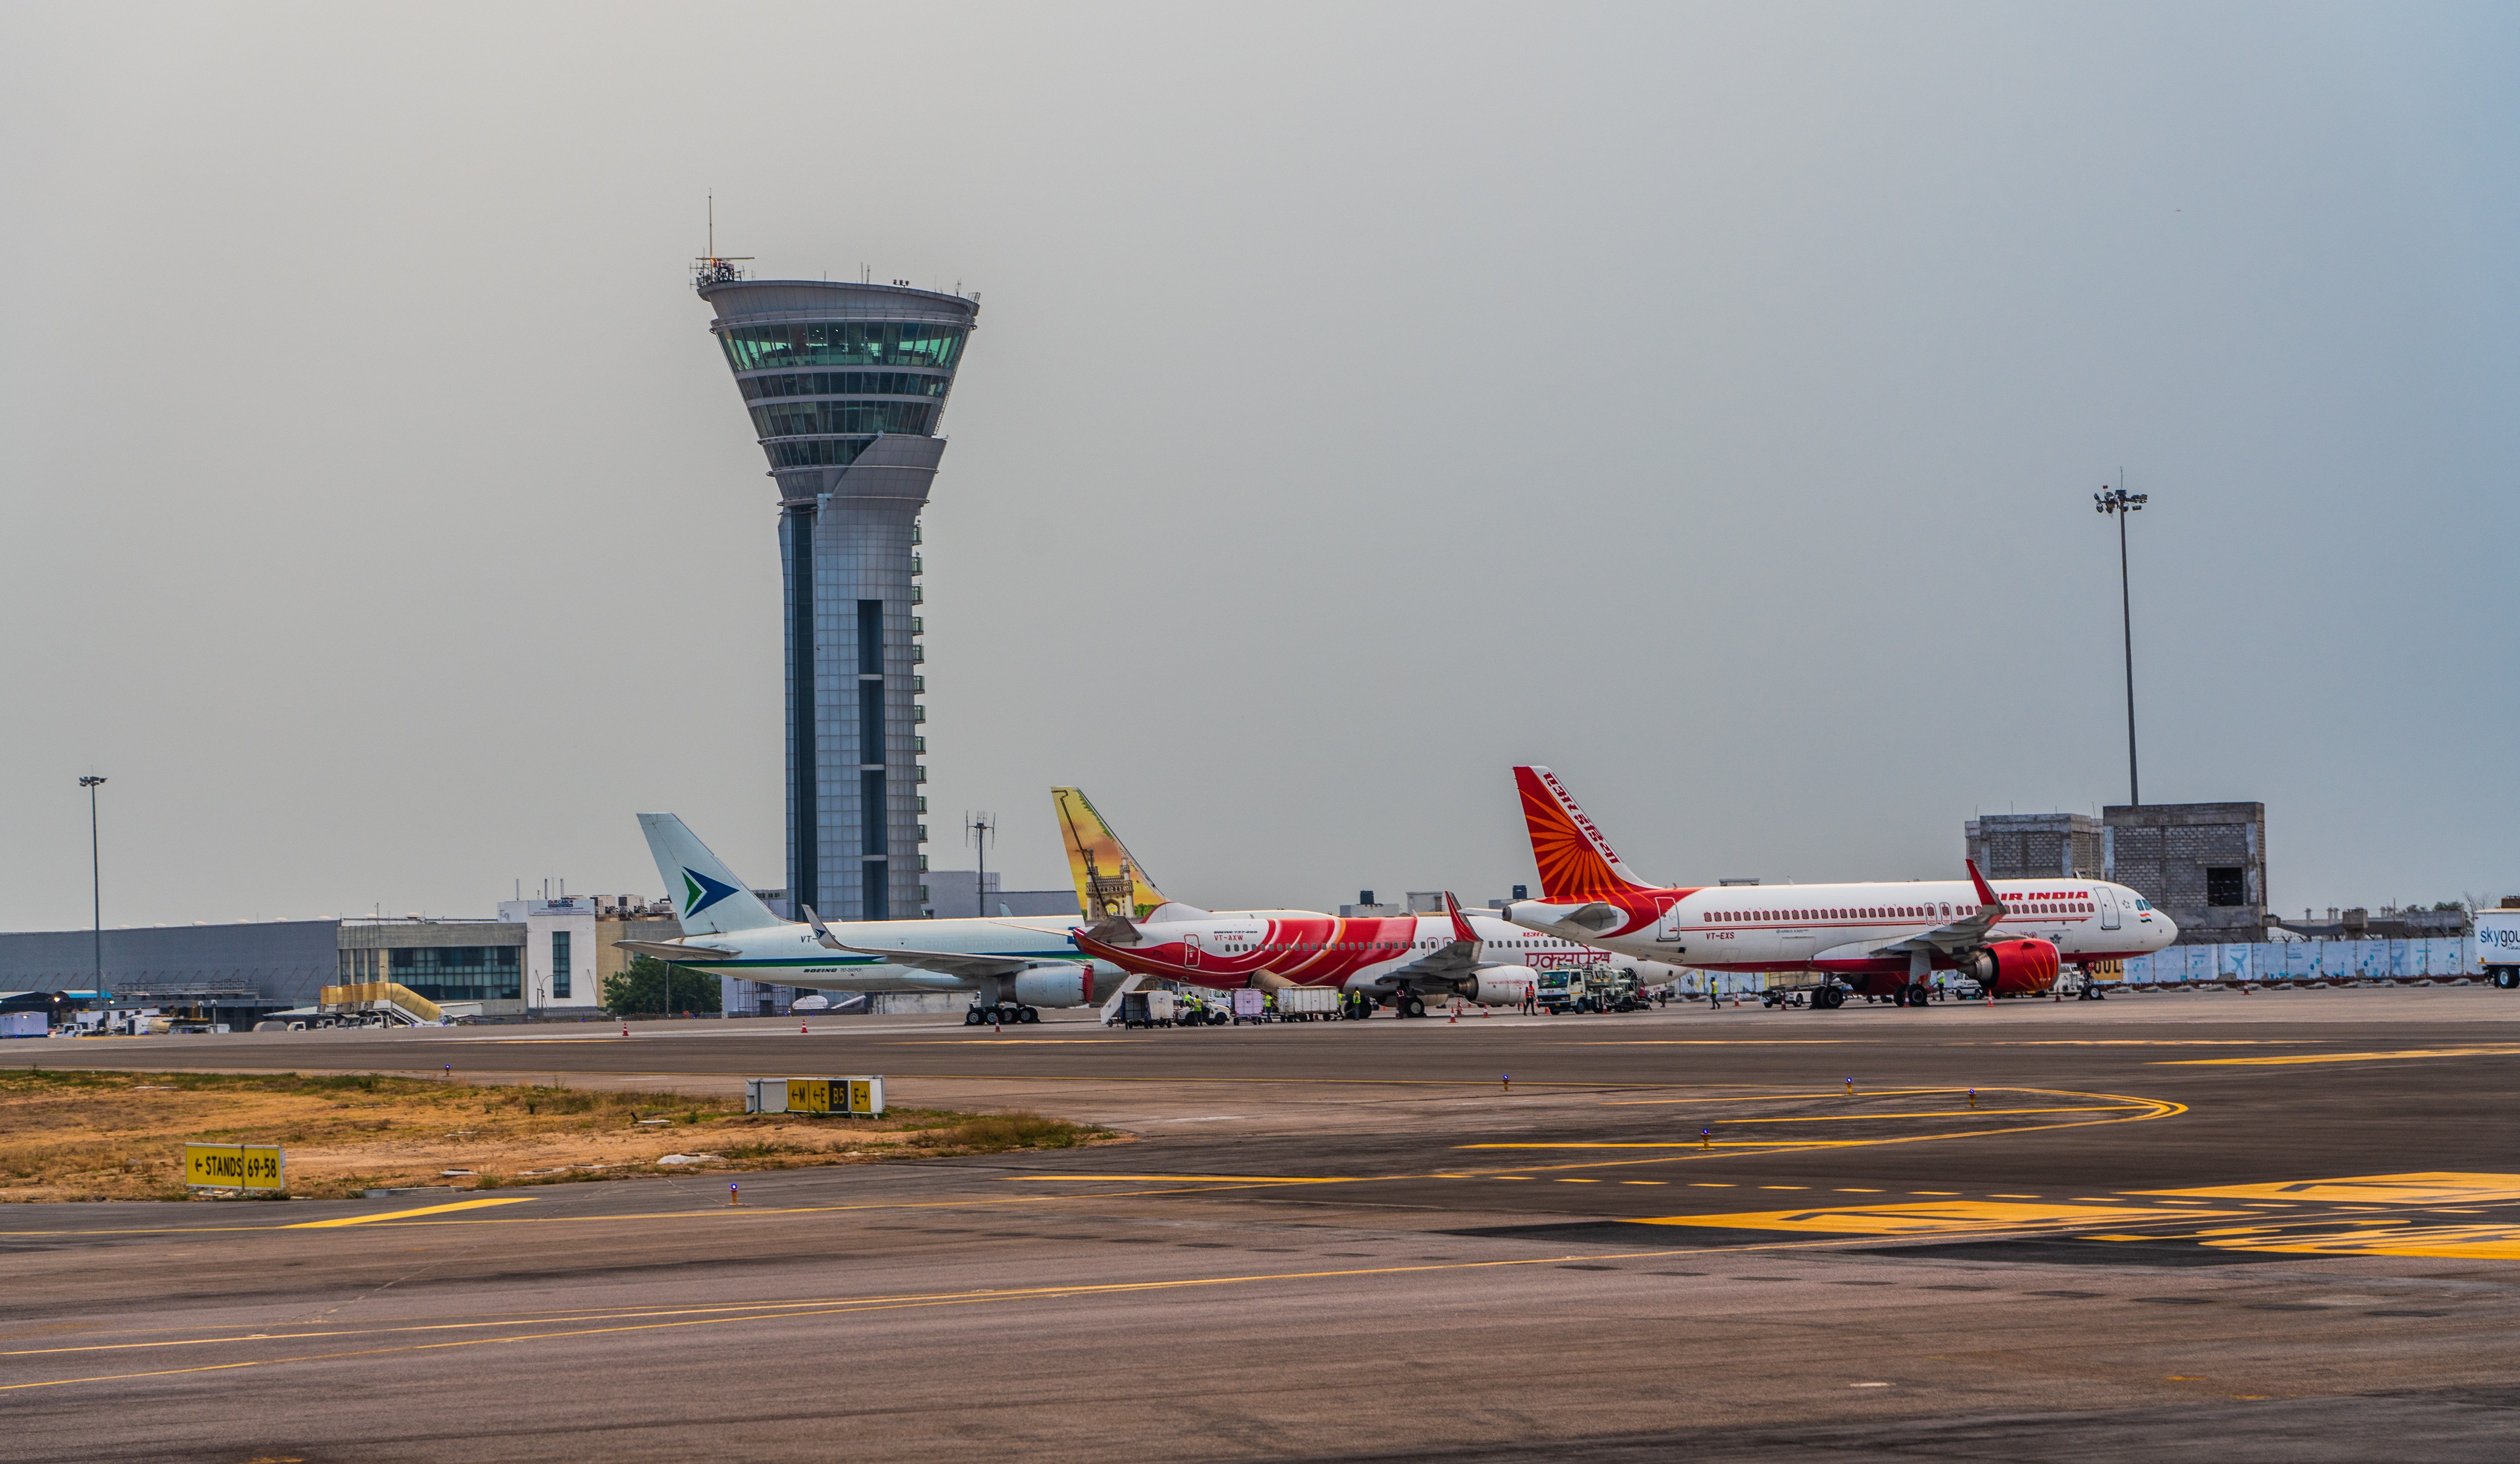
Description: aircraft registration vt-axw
1498,766,2177,1008
1071,893,1674,1018
624,789,1196,1024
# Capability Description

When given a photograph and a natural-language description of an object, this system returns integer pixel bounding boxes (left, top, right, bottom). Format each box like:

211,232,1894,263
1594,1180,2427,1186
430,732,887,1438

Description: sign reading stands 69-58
183,1143,285,1191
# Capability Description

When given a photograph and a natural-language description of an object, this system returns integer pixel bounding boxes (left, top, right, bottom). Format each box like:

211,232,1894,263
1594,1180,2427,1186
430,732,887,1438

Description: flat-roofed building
1966,813,2103,880
2103,802,2266,945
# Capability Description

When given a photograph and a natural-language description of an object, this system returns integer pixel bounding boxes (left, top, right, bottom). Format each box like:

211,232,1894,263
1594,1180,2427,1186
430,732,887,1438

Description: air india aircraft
1070,891,1645,1018
1498,766,2177,1007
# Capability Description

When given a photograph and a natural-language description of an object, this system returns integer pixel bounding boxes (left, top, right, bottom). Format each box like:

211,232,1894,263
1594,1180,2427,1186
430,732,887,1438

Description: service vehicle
1231,989,1268,1023
2478,906,2520,989
1273,986,1341,1021
1113,990,1180,1029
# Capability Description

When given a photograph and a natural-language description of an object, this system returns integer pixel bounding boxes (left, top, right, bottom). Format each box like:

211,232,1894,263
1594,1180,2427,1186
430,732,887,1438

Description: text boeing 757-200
1497,765,2176,1007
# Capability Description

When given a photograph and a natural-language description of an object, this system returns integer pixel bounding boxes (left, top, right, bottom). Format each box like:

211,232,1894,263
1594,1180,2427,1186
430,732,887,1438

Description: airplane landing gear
1401,995,1427,1019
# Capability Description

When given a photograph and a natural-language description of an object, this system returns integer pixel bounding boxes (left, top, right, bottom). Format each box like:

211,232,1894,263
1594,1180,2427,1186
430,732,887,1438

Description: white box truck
1274,986,1340,1021
2477,907,2520,989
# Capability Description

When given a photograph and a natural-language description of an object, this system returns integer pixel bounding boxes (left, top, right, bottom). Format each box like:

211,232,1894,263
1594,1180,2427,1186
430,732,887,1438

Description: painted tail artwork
1512,765,1655,901
1051,788,1171,921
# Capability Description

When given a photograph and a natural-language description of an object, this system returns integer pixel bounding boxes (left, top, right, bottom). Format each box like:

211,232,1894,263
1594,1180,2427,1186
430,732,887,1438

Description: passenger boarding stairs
317,981,445,1027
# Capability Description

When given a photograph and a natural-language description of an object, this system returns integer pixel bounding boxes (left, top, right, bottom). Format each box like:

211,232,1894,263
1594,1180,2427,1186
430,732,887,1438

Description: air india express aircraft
1498,766,2177,1008
1069,891,1657,1018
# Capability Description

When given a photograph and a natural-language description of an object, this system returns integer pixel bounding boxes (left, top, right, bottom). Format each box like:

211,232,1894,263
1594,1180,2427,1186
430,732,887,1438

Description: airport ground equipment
1537,966,1654,1013
1113,990,1180,1029
184,1143,283,1192
744,1077,885,1116
1274,987,1340,1021
1231,989,1267,1023
317,981,442,1027
2477,908,2520,988
0,1012,46,1037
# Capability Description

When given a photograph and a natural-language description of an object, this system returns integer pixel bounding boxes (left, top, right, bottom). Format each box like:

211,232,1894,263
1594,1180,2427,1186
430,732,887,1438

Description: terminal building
0,895,681,1025
693,264,981,924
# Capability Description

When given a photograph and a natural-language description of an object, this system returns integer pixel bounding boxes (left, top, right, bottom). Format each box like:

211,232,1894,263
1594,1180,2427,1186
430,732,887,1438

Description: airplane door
1182,933,1203,969
1654,896,1681,943
2098,889,2122,931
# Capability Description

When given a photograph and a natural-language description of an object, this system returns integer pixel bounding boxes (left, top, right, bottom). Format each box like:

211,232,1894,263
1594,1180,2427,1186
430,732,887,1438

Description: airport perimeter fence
1666,936,2484,996
2112,937,2477,988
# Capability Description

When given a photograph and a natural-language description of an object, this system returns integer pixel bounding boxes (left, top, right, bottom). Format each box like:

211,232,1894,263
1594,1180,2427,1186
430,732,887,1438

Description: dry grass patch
0,1070,1113,1201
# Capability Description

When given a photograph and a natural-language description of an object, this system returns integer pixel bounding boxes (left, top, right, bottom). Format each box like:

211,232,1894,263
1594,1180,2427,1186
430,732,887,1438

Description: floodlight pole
79,776,106,992
2094,485,2148,805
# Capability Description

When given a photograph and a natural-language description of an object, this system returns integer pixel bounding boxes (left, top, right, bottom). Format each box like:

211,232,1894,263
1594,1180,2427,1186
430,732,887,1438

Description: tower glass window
550,930,572,999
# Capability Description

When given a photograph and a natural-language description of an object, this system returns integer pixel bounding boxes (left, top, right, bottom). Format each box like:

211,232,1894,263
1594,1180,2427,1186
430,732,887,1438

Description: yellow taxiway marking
2135,1173,2520,1206
1601,1105,2148,1122
1000,1175,1348,1184
286,1198,535,1228
0,1232,2072,1393
1637,1200,2245,1236
2156,1045,2520,1067
2205,1224,2520,1260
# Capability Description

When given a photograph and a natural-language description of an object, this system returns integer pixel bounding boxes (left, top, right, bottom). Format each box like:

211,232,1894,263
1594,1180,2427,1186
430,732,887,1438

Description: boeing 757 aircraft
1498,766,2177,1007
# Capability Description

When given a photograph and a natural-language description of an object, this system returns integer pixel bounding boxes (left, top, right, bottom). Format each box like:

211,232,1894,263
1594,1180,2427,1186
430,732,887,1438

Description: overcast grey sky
3,2,2514,931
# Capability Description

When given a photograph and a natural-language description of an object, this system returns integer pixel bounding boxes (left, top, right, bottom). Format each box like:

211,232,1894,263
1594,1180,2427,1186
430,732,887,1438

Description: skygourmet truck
2478,905,2520,989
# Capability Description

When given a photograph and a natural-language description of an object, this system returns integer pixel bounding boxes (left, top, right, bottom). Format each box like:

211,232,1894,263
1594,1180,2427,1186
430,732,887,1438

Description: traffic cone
801,1021,809,1034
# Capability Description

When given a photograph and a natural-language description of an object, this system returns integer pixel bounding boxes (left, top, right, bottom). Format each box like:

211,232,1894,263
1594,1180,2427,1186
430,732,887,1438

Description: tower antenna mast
967,812,997,916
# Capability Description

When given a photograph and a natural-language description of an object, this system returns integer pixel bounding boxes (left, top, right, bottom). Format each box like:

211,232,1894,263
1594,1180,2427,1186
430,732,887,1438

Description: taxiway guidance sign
184,1143,285,1191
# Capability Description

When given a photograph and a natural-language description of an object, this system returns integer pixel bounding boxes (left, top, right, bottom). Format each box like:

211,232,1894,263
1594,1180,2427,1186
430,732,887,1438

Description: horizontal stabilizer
613,939,741,963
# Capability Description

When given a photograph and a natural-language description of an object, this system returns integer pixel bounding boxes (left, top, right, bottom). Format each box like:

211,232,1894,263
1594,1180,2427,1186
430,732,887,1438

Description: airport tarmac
4,987,2518,1461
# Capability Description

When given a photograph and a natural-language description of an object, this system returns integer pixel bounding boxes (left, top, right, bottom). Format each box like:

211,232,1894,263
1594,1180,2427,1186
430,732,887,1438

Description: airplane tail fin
1052,788,1170,920
636,813,789,936
1512,766,1654,900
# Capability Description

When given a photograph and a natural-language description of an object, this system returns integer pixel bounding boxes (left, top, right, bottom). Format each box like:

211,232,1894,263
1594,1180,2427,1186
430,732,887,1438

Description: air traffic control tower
695,261,979,921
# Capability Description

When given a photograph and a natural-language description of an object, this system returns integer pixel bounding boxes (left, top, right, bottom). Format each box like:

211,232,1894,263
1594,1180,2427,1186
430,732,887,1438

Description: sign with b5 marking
183,1143,285,1191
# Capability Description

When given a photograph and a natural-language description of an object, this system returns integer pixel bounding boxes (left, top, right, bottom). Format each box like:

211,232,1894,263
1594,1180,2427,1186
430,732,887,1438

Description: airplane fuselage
656,916,1092,994
1077,910,1672,994
1508,878,2175,978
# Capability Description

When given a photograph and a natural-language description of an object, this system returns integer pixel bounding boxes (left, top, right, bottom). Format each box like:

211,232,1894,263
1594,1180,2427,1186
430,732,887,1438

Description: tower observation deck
695,271,979,921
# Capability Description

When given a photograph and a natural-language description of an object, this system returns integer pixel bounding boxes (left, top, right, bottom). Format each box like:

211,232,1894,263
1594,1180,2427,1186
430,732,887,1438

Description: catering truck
2478,906,2520,989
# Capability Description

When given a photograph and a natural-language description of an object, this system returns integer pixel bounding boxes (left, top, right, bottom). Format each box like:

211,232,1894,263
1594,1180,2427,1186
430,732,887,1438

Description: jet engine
1959,939,2060,996
1013,965,1095,1009
1469,966,1542,1006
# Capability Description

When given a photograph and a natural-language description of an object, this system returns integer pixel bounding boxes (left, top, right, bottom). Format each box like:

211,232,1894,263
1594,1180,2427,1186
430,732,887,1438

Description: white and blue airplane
622,812,1107,1025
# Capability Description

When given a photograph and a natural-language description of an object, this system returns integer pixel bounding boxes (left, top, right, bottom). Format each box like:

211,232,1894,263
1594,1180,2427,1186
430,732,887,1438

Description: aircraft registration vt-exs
1498,766,2177,1008
623,789,1263,1025
1071,892,1678,1018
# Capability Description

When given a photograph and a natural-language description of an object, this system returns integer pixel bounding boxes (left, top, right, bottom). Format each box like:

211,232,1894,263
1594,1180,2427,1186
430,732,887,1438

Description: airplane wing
613,939,742,963
1868,860,2010,957
830,944,1036,980
1385,893,1487,985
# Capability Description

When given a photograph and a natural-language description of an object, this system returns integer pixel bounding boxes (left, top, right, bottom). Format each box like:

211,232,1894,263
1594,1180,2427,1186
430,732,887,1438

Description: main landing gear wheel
1402,996,1427,1019
1816,987,1844,1010
1019,1006,1041,1024
963,1008,985,1026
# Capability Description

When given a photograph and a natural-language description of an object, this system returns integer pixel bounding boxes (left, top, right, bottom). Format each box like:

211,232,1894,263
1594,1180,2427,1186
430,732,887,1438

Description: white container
2477,909,2520,986
1275,986,1339,1018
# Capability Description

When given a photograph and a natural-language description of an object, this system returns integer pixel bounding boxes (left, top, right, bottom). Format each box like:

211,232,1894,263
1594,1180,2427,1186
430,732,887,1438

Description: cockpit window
2134,898,2153,910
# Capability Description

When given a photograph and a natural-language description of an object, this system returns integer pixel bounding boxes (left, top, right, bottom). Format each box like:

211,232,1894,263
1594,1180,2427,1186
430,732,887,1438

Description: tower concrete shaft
696,278,978,920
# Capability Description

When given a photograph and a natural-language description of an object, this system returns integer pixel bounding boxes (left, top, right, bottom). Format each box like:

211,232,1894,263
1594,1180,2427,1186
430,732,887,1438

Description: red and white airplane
1498,766,2178,1007
1070,893,1666,1018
